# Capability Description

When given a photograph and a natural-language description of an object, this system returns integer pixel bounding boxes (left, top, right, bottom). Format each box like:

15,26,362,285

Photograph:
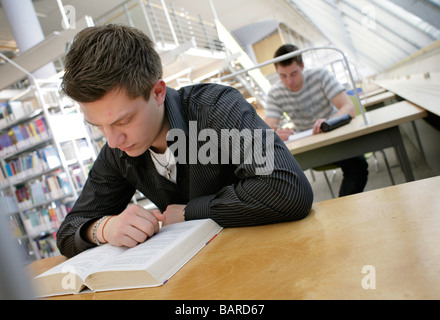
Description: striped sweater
266,67,345,132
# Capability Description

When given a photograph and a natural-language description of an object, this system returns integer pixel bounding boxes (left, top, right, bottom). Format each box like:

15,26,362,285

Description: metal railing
96,0,225,54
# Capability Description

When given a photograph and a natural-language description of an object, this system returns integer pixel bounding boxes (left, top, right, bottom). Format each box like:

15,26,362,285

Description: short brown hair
61,24,162,103
273,44,303,68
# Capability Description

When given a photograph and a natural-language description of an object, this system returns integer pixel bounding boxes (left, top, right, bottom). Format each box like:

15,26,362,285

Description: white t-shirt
149,148,177,183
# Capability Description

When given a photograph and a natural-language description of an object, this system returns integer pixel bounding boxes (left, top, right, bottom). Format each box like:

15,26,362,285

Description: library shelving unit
0,78,97,262
0,15,95,262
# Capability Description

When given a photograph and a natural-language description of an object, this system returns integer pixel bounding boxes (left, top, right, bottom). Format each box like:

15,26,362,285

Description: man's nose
103,127,126,148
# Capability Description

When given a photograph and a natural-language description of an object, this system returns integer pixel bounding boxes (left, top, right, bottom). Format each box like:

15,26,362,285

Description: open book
33,219,222,297
286,129,313,142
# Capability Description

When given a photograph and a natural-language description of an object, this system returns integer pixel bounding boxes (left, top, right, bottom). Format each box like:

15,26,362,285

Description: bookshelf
0,16,96,262
0,82,96,261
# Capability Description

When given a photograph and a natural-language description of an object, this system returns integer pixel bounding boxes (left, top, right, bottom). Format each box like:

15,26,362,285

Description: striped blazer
57,84,313,257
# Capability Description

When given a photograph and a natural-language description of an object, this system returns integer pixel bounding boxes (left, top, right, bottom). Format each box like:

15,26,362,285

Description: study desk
363,88,386,98
285,101,427,182
375,78,440,117
29,176,440,299
360,91,396,108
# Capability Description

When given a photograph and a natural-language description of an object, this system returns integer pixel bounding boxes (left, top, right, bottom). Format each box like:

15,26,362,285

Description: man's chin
122,146,148,157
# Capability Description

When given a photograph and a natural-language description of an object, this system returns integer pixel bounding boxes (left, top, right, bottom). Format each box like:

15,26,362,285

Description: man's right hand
88,204,162,248
276,128,295,141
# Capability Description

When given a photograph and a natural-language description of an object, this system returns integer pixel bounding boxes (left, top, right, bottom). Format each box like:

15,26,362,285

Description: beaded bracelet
101,215,115,244
92,215,110,246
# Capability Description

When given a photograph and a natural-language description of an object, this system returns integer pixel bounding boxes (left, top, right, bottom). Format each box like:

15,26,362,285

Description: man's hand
313,118,327,135
152,204,186,227
91,204,162,248
276,128,295,141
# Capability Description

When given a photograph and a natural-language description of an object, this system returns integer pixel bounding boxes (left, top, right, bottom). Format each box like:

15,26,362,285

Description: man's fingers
151,209,165,222
119,234,140,248
108,217,156,246
127,204,161,233
276,129,294,141
127,225,151,244
104,205,162,246
313,119,326,135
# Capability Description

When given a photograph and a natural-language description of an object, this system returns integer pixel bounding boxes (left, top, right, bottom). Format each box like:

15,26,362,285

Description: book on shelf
22,99,39,114
14,169,72,210
33,218,223,297
4,145,62,183
35,232,60,259
76,138,94,161
68,164,86,190
0,102,7,127
0,165,8,188
35,117,49,139
0,116,51,157
29,180,47,205
41,145,62,169
0,192,18,213
41,91,59,108
8,101,26,121
0,101,16,125
22,203,71,238
0,100,38,127
60,141,76,162
45,171,71,199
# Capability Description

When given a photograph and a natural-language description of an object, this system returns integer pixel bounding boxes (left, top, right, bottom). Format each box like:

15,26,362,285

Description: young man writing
56,25,313,258
265,44,368,198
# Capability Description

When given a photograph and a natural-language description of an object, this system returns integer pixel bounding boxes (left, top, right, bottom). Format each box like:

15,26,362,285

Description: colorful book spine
13,169,72,211
0,191,19,214
22,203,72,238
0,100,39,129
0,116,51,157
34,233,60,258
3,145,61,183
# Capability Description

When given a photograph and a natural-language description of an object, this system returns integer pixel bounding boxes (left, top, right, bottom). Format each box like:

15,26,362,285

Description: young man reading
265,44,368,197
56,25,313,258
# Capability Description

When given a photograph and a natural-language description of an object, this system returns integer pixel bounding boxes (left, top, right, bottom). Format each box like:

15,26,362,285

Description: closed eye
115,118,131,126
113,114,134,126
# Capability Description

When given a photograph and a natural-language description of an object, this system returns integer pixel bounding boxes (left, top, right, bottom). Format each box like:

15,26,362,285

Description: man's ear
152,79,166,105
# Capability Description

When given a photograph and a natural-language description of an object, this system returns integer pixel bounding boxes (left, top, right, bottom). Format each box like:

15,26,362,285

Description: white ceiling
287,0,440,73
1,0,439,76
0,0,128,51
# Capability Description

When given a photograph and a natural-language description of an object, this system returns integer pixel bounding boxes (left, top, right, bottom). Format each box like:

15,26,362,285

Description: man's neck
150,115,170,154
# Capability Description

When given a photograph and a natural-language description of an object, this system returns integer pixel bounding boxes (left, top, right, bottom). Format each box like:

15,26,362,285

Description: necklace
150,149,173,180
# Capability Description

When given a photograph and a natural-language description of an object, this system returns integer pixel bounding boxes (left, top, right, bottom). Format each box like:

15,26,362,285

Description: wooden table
375,78,440,117
285,101,427,182
29,176,440,300
361,91,396,108
363,88,386,98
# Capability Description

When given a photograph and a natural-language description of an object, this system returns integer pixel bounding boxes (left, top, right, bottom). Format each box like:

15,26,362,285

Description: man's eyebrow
83,118,98,126
110,112,133,125
83,112,133,127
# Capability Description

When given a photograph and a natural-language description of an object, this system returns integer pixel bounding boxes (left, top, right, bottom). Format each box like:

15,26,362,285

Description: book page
286,129,313,142
97,220,204,272
36,244,125,281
